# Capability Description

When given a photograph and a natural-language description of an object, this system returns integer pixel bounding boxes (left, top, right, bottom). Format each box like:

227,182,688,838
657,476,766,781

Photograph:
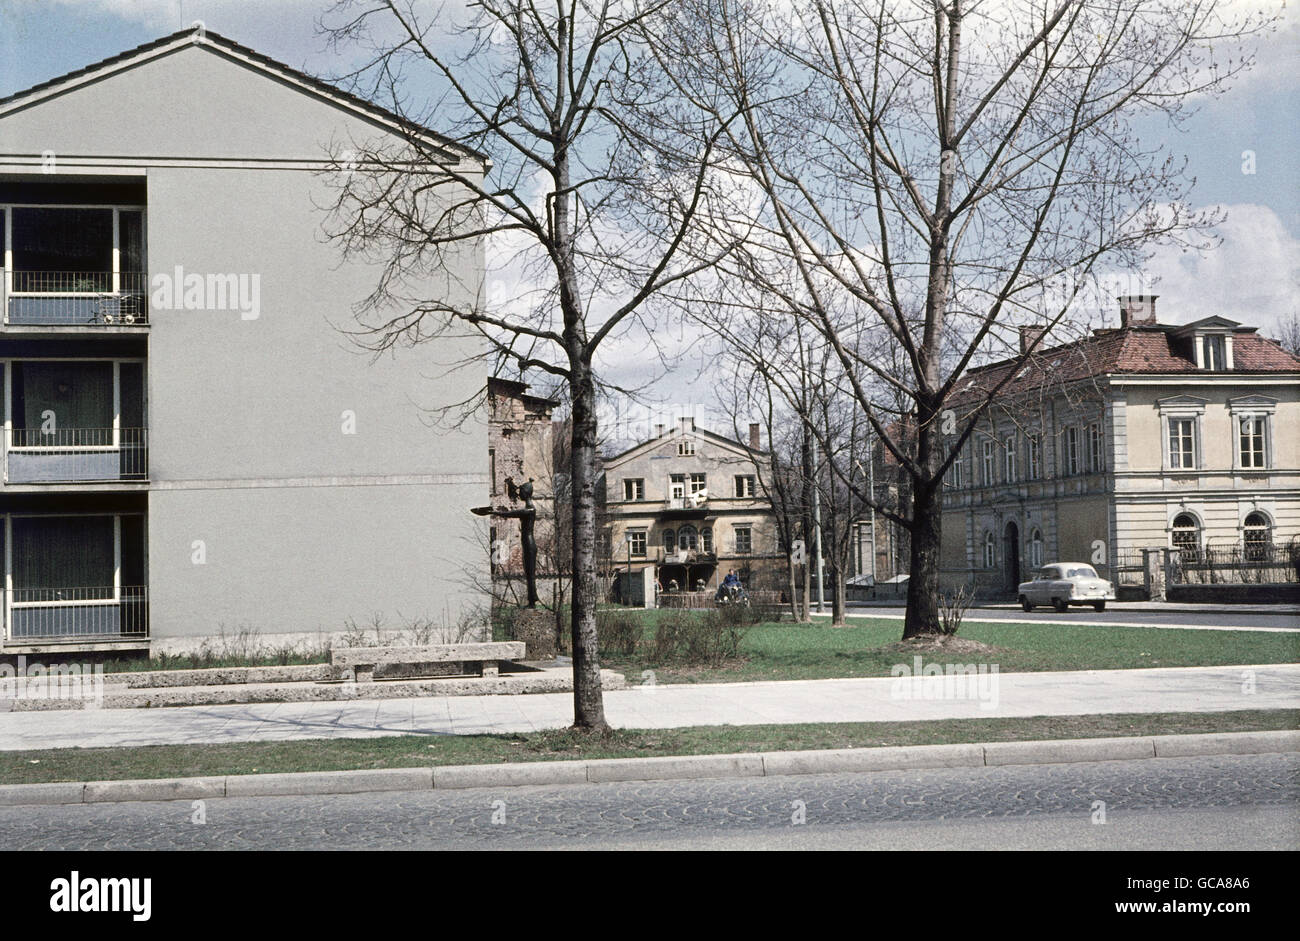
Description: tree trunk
901,477,943,638
567,362,608,730
786,556,800,621
830,565,845,626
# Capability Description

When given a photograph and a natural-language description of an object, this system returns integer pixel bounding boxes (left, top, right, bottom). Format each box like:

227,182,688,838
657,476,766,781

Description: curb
1,729,1296,806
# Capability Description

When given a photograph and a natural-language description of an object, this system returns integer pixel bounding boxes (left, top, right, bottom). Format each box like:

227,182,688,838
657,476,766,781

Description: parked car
1018,563,1115,612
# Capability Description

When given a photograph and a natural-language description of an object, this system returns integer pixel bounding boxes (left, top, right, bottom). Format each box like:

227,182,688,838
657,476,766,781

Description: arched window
663,528,675,552
1171,513,1200,562
1243,512,1271,561
702,526,713,554
983,532,996,569
1029,528,1044,568
678,524,698,551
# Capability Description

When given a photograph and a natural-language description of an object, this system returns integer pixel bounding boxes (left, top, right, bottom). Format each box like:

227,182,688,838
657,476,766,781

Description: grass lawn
599,616,1300,684
2,709,1295,786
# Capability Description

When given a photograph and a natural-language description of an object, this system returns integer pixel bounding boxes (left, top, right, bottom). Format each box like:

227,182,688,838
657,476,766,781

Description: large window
1027,434,1042,480
623,478,645,501
1168,419,1196,470
983,532,996,569
702,527,713,554
1064,427,1081,475
689,473,707,494
1028,528,1044,568
1171,513,1201,561
1239,417,1267,469
734,475,756,498
981,440,995,485
734,526,752,554
678,525,699,551
1087,422,1104,472
951,450,965,489
669,474,686,500
663,528,675,551
1004,436,1017,483
8,206,145,291
627,529,647,557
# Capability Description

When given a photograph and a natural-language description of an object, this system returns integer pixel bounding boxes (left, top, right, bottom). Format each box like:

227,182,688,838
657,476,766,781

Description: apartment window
7,206,147,303
1239,417,1267,469
1003,436,1017,483
734,475,756,498
669,474,686,500
663,528,675,551
1171,513,1201,562
1064,427,1081,476
983,532,996,569
1243,512,1271,561
678,524,699,551
734,526,752,554
1202,334,1227,370
951,451,965,489
1087,422,1104,473
627,530,647,557
489,448,497,494
689,473,707,494
1168,419,1196,470
702,526,713,554
1028,528,1044,568
981,440,995,485
623,478,645,501
1027,434,1042,480
677,438,695,456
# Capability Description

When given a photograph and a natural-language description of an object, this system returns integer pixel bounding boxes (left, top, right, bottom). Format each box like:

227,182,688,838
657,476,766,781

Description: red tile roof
952,327,1300,406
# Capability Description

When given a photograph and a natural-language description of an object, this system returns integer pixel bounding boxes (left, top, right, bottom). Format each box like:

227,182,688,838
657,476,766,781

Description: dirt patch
879,636,1004,658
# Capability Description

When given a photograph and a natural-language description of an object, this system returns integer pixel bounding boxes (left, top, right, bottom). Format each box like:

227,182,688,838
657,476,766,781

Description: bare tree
320,0,740,728
655,0,1272,637
1274,310,1300,357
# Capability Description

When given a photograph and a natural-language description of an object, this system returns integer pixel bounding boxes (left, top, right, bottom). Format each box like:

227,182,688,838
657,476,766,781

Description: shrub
646,607,750,667
596,609,643,657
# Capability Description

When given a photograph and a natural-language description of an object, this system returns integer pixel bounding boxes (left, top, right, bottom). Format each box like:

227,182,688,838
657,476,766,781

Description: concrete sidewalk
1,663,1296,752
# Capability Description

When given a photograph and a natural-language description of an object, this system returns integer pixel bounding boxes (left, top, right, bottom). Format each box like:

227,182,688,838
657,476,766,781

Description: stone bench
330,642,527,682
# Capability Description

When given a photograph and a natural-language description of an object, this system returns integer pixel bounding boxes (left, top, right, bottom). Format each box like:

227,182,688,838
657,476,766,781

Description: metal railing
2,270,149,326
1168,545,1296,585
6,427,148,482
4,586,148,641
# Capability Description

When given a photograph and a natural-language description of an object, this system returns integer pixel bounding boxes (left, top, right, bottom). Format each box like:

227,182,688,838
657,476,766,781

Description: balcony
6,427,148,483
2,270,149,327
662,495,709,518
3,586,148,643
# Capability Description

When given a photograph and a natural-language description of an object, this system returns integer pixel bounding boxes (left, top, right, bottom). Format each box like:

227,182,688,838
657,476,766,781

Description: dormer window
1202,334,1227,370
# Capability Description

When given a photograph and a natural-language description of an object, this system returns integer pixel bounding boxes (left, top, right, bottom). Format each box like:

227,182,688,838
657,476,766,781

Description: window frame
623,477,645,501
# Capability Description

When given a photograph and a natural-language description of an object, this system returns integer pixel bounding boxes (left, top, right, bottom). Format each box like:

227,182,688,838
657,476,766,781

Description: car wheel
1052,598,1068,613
1020,596,1033,612
1093,601,1106,612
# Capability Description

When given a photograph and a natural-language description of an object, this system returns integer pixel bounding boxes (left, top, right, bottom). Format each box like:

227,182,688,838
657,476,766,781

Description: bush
646,607,751,667
596,609,643,657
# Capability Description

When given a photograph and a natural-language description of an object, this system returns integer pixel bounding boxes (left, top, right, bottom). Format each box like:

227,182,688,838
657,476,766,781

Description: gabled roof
0,28,484,165
952,324,1300,406
603,422,766,466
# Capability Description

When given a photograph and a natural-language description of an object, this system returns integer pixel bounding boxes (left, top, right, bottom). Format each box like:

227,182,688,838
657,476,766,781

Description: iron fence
6,427,148,481
2,270,149,326
4,586,149,641
1167,545,1296,585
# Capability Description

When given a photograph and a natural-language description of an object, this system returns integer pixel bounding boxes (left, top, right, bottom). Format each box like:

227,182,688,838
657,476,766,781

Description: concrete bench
330,642,526,682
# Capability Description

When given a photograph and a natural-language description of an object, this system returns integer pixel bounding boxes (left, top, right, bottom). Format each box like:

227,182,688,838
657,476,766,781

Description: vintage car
1017,563,1116,612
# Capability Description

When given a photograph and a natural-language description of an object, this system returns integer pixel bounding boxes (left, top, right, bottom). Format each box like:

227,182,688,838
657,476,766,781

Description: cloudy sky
2,0,1296,438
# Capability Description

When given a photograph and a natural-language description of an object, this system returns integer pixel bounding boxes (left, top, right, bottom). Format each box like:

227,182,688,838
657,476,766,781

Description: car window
1039,567,1057,579
1067,566,1098,578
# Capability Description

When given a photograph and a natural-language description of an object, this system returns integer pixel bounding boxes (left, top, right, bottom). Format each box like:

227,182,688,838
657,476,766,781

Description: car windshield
1066,566,1098,578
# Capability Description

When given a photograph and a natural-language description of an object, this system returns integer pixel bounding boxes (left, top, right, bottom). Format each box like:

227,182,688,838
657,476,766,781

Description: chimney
655,423,664,437
1019,325,1046,354
749,422,761,450
1118,295,1158,328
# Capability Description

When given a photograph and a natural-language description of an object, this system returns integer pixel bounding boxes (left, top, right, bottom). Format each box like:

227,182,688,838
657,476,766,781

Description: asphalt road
841,605,1300,631
2,753,1295,851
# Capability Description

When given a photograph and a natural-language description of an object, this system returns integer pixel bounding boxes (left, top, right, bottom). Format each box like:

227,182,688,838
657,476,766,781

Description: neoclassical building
940,297,1300,595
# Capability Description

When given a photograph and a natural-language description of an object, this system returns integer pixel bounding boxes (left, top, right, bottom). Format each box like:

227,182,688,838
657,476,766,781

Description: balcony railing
6,427,148,482
4,586,149,642
2,270,149,326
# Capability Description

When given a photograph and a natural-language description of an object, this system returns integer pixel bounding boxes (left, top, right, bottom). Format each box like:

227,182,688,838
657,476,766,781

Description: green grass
3,710,1295,785
599,616,1300,684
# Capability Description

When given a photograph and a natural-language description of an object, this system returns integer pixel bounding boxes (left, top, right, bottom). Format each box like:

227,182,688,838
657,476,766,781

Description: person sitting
715,570,743,602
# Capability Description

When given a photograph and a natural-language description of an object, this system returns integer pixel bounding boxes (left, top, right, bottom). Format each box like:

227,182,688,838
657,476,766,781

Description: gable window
1003,436,1017,483
1243,512,1271,561
983,532,996,569
1168,419,1196,470
734,526,752,554
1064,427,1081,476
1087,422,1104,473
627,530,647,557
1171,513,1201,562
1027,434,1042,480
734,475,756,498
677,438,695,456
623,478,645,501
981,440,995,485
